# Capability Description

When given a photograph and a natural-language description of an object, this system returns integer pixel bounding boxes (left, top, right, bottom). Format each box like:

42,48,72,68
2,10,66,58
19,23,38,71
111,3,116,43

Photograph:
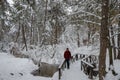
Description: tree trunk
117,17,120,59
44,0,48,26
54,17,58,44
99,0,109,80
42,0,48,45
77,26,80,47
108,36,113,66
110,27,117,59
77,32,80,47
88,22,91,44
30,15,33,45
15,17,21,42
0,0,5,41
22,25,28,51
108,28,118,75
30,26,33,45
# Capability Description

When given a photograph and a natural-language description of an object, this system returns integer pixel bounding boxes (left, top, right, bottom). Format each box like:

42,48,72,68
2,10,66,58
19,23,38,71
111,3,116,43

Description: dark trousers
65,59,70,69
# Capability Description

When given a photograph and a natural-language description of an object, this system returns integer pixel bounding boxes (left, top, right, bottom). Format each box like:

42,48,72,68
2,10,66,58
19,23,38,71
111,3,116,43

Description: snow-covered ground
61,61,89,80
0,53,51,80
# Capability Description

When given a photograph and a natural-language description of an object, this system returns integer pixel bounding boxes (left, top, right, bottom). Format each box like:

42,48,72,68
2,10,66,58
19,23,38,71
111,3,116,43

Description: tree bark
117,17,120,59
0,0,5,41
99,0,109,80
22,25,28,51
54,15,58,44
15,17,21,42
108,36,113,66
77,26,80,47
110,27,117,59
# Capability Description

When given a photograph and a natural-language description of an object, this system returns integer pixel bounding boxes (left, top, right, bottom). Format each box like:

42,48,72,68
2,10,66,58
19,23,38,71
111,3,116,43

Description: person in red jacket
64,48,71,69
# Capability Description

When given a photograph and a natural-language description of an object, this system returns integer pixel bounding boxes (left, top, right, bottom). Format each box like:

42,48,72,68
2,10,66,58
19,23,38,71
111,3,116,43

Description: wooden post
83,55,85,58
89,56,92,63
76,54,78,60
59,68,61,80
79,54,81,59
89,68,93,79
81,61,83,70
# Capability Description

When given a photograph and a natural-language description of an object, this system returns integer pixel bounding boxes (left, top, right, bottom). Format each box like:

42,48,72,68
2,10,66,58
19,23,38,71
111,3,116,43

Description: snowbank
0,53,51,80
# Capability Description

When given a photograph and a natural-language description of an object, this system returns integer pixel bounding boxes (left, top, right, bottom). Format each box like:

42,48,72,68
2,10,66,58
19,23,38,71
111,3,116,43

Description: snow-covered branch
69,19,101,26
68,10,101,20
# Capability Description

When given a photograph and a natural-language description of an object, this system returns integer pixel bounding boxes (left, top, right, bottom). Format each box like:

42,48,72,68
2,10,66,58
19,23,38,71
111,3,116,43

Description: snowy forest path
60,60,89,80
58,54,99,80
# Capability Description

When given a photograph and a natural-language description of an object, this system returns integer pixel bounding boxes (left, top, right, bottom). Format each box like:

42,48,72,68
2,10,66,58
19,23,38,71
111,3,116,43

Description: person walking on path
64,48,71,69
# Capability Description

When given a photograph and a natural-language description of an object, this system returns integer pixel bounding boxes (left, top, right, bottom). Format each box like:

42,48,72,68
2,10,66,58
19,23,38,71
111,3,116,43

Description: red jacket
64,50,71,59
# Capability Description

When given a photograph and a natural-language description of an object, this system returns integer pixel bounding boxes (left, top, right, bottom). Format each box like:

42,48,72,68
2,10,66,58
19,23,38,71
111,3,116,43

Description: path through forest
60,61,90,80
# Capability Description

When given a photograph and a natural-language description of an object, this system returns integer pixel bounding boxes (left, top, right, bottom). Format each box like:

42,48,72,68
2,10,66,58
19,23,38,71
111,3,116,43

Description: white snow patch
0,53,51,80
